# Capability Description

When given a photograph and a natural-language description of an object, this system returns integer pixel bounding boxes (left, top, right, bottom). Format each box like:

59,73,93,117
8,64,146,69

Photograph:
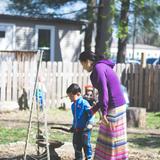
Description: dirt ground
0,110,160,160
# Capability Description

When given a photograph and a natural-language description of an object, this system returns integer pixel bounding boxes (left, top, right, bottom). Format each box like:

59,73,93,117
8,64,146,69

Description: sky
0,0,86,19
0,0,10,14
54,1,86,19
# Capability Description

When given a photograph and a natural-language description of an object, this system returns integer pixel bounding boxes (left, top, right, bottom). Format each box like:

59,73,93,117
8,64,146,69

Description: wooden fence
0,61,160,111
0,51,37,61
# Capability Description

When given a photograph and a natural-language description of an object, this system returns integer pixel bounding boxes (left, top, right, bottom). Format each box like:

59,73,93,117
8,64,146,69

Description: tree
84,0,97,51
117,0,130,63
95,0,115,56
116,0,160,62
7,0,86,17
132,0,160,47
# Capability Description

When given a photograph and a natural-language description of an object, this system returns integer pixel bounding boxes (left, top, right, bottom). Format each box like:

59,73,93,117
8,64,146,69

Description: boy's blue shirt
71,96,94,129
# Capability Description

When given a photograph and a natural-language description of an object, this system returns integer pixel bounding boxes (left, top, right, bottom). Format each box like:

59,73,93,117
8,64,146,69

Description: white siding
0,23,15,50
16,26,35,50
59,29,83,61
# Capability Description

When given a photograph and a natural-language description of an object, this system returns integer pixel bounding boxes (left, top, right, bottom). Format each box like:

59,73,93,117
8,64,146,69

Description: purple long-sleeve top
90,59,125,115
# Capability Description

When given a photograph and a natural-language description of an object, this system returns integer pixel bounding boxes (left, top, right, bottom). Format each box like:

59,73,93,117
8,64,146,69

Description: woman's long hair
79,51,106,62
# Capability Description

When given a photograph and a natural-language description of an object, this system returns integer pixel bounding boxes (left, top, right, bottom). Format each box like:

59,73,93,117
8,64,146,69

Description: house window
0,31,5,38
38,29,50,61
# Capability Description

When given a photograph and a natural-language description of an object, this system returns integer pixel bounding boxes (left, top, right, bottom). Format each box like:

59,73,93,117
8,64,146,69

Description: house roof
0,14,86,26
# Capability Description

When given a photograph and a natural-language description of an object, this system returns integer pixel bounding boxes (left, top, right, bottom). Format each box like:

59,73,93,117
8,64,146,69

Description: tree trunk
127,107,146,128
95,0,114,56
84,0,97,51
117,0,130,63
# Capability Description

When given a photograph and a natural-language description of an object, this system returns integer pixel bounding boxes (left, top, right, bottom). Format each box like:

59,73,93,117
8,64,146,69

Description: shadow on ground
128,135,160,148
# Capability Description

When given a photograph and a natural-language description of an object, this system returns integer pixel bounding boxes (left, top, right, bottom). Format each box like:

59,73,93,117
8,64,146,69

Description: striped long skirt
94,105,128,160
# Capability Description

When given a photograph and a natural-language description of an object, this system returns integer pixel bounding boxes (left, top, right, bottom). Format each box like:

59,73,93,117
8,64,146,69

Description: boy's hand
69,127,74,133
86,124,93,130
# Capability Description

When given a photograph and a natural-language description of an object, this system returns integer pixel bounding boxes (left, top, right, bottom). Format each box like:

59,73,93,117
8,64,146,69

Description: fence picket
13,61,18,101
46,62,51,108
154,65,159,111
51,62,57,107
0,61,6,101
6,61,12,101
57,62,62,107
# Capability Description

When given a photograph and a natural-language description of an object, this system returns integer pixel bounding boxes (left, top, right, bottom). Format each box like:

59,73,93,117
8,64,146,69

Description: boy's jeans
73,130,92,160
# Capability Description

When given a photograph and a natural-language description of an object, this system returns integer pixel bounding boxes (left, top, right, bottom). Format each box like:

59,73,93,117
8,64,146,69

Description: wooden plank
0,61,6,101
121,63,126,83
153,65,159,111
151,65,155,111
18,61,23,99
143,65,149,109
67,62,73,88
45,62,51,108
6,61,12,101
57,62,62,107
115,63,122,80
134,64,139,107
77,62,83,93
147,65,151,110
158,65,160,110
72,62,78,83
62,62,66,100
40,62,47,108
12,61,18,101
51,62,57,107
126,64,131,105
24,61,29,97
83,70,89,95
138,65,144,107
129,64,135,106
28,61,37,107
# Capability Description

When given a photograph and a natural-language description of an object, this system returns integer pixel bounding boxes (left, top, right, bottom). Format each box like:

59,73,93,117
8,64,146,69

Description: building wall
0,23,16,50
0,18,84,62
16,25,35,50
54,25,84,61
111,44,160,60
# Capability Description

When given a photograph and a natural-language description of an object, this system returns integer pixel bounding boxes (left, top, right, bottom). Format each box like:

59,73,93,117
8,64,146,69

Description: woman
79,51,128,160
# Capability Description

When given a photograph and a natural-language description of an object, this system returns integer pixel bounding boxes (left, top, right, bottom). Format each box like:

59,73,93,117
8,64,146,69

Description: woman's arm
91,65,109,115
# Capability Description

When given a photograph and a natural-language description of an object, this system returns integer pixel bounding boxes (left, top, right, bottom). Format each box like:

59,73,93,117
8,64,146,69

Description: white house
0,14,85,61
110,43,160,60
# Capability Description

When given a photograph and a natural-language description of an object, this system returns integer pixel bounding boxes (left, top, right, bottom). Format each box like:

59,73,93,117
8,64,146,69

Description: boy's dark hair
66,83,81,95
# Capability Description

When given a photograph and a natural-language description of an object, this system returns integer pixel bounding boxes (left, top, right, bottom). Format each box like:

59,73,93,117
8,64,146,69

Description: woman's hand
101,115,109,126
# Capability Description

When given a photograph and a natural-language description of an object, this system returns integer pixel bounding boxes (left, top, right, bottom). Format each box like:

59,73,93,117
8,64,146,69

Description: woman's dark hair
66,83,81,95
79,51,106,62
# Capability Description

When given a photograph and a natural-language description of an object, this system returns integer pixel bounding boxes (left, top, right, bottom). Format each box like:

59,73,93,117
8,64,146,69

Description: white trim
0,23,16,50
35,25,55,61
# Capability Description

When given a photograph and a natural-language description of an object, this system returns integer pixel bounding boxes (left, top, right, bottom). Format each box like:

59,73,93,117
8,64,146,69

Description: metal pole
43,102,50,160
23,49,44,160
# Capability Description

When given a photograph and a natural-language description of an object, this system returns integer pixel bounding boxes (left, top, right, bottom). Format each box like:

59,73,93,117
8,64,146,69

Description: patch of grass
146,112,160,129
0,127,26,144
0,110,160,147
49,127,99,144
49,130,72,142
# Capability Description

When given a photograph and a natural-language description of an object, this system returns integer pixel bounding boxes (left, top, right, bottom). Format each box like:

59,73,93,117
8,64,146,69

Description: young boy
66,83,94,160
